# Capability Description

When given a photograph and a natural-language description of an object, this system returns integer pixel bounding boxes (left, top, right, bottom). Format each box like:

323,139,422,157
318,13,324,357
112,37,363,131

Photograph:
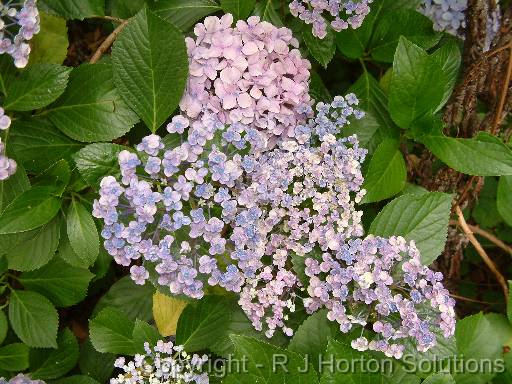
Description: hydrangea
179,13,312,139
419,0,500,50
111,340,209,384
289,0,373,39
0,0,40,68
93,111,269,299
303,235,456,359
0,375,45,384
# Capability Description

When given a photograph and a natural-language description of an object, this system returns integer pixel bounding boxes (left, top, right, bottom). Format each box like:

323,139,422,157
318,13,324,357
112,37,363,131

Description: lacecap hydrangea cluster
418,0,500,50
304,235,456,359
289,0,373,39
0,107,16,181
0,375,44,384
111,340,209,384
0,0,40,68
180,14,312,139
94,13,457,357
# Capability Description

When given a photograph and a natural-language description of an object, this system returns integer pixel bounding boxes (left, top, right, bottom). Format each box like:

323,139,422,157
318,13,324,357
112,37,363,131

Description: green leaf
29,12,69,65
19,257,94,307
472,177,502,228
0,186,62,234
73,143,127,187
220,0,255,20
253,0,282,26
309,72,332,103
149,0,221,31
5,215,60,271
288,310,339,373
107,0,146,18
229,335,318,383
320,337,420,384
78,339,115,383
9,118,83,173
369,192,453,265
47,63,139,142
67,199,99,265
8,290,59,348
30,329,79,380
0,311,8,345
112,7,188,132
0,344,29,371
454,313,503,384
54,376,101,384
369,9,440,63
0,163,30,212
94,276,155,322
388,37,447,129
0,56,16,96
40,0,105,19
421,132,512,176
132,320,161,353
89,307,136,355
430,41,461,112
497,176,512,226
32,159,71,196
508,281,512,323
349,72,399,153
4,64,70,111
176,295,230,351
361,139,407,203
303,27,336,68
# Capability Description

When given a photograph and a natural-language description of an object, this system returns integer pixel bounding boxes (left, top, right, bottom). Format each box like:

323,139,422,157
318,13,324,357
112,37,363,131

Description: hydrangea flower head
111,340,209,384
289,0,373,39
304,235,456,359
180,13,312,140
419,0,500,50
0,0,40,68
0,375,45,384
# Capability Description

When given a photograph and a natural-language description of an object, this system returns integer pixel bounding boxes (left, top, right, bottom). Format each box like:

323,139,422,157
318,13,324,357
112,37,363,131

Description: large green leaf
107,0,146,18
149,0,221,31
112,8,188,132
0,163,30,212
78,339,115,383
29,12,69,65
0,186,62,234
67,199,99,265
89,307,136,355
0,311,8,345
498,176,512,226
369,9,440,63
421,132,512,176
361,139,407,203
30,329,79,380
0,56,16,96
4,64,70,111
0,344,29,371
47,63,139,142
132,320,161,353
54,376,101,384
229,335,318,383
20,258,94,307
369,192,453,265
288,310,339,373
423,373,455,384
220,0,255,20
8,290,59,348
430,41,461,112
253,0,282,26
388,37,447,129
303,27,336,68
175,295,230,351
94,276,154,322
348,72,399,153
9,118,83,173
73,143,127,187
40,0,105,19
5,215,60,271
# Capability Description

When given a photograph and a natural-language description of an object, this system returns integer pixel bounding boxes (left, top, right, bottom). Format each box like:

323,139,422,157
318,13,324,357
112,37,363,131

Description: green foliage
40,0,105,19
112,7,189,132
303,27,336,68
74,143,128,187
220,0,255,20
29,12,69,65
149,0,222,31
369,192,453,264
67,199,99,265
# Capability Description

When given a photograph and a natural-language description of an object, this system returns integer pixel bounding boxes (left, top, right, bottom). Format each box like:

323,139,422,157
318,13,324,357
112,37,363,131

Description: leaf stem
90,19,130,64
